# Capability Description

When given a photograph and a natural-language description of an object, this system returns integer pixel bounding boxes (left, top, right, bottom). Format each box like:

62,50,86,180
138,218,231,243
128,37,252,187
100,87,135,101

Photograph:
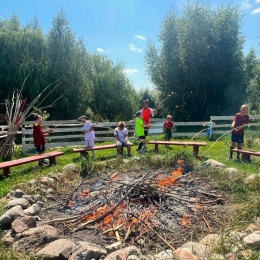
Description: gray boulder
0,205,25,227
5,198,30,209
12,216,36,233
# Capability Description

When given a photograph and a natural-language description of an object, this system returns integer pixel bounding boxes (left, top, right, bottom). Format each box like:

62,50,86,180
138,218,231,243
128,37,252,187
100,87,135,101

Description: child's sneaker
142,145,147,152
127,153,132,157
136,148,143,154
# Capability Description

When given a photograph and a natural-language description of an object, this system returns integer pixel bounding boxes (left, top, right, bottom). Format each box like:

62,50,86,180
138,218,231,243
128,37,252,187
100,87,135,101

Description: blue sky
1,0,260,90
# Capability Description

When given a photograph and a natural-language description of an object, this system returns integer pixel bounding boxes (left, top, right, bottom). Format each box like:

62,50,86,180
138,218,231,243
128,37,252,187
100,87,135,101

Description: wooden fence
20,116,260,152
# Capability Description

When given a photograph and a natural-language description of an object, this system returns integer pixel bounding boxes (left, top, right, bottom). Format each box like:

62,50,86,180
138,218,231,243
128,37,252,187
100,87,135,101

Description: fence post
209,117,213,139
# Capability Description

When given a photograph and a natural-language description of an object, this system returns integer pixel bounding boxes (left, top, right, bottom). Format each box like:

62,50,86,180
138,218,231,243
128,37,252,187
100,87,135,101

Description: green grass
1,133,260,259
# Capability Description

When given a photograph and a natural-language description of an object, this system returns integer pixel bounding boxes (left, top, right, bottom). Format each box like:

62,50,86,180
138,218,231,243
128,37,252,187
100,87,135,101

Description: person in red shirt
33,114,53,166
164,115,174,148
141,99,156,137
229,104,249,160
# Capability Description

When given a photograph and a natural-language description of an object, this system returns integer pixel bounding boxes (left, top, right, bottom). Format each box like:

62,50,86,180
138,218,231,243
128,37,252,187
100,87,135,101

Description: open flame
179,214,192,226
157,167,183,188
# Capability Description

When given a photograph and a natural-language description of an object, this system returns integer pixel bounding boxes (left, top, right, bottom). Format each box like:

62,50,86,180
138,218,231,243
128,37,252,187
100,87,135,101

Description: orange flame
177,159,184,165
79,189,91,197
157,167,183,187
67,201,76,207
179,214,192,226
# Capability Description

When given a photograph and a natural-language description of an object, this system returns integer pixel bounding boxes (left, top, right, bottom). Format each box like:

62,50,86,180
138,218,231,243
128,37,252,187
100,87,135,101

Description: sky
1,0,260,91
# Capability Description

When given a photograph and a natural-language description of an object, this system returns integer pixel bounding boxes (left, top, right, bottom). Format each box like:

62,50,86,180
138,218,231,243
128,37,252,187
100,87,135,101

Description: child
164,115,174,148
229,104,249,160
135,111,151,153
78,115,95,156
114,121,132,157
141,99,156,137
33,114,54,166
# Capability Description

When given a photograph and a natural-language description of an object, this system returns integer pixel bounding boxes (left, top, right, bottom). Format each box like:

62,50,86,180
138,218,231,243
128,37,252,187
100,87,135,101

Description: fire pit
42,161,229,253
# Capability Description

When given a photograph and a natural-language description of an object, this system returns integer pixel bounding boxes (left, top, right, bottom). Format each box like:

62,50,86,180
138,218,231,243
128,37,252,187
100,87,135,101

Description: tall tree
145,1,244,120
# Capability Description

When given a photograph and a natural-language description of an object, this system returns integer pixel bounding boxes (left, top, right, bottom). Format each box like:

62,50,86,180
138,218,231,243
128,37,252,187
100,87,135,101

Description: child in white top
78,115,95,155
114,121,132,156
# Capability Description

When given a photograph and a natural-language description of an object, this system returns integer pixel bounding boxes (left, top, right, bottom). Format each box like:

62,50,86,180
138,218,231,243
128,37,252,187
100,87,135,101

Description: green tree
145,1,245,120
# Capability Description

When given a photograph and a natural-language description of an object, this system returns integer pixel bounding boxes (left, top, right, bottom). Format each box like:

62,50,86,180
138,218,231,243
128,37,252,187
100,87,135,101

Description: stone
225,168,238,174
36,238,76,259
180,241,210,259
152,250,174,260
209,254,225,260
70,241,107,260
225,253,238,260
200,159,225,169
12,189,25,198
0,205,25,227
104,246,142,260
63,163,79,173
47,188,56,194
105,241,122,253
24,201,44,216
28,179,37,188
2,230,15,245
173,248,199,260
12,216,36,233
244,174,260,184
13,225,59,253
242,231,260,249
40,177,55,185
22,195,35,204
199,233,221,246
5,198,30,209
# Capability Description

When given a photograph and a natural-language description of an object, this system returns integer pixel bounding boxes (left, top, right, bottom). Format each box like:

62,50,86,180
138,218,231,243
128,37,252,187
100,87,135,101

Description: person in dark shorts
33,114,54,166
229,104,249,160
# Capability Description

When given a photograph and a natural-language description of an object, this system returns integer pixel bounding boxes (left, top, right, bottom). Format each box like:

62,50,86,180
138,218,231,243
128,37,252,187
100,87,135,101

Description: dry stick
201,198,224,204
202,215,212,233
44,215,81,225
145,223,175,251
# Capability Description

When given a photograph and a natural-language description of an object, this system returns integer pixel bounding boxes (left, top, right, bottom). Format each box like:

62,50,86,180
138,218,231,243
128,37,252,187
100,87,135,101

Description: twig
202,215,212,233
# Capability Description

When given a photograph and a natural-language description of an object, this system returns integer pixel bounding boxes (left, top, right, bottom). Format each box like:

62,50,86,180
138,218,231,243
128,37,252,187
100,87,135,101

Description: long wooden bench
231,149,260,162
148,140,207,156
73,143,133,156
0,151,64,176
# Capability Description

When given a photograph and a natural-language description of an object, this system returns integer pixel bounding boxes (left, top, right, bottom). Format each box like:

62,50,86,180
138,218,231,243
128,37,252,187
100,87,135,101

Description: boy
114,121,132,157
33,114,54,166
164,115,174,148
78,115,95,156
135,111,151,153
229,104,249,160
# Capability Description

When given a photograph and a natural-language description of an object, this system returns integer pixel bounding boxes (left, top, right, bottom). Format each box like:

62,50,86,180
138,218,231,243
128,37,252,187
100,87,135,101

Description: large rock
5,198,30,209
12,216,36,233
63,163,79,174
200,159,225,169
2,230,15,245
0,205,25,227
150,250,174,260
36,238,76,260
173,248,199,260
12,189,25,198
13,225,59,252
244,174,260,184
242,231,260,249
24,201,44,216
70,241,107,260
104,246,142,260
181,241,210,259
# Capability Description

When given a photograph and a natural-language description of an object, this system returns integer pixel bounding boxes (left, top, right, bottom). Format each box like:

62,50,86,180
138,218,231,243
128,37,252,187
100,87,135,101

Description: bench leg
242,153,250,162
154,144,159,153
49,157,56,166
3,168,10,176
193,146,199,156
80,151,89,157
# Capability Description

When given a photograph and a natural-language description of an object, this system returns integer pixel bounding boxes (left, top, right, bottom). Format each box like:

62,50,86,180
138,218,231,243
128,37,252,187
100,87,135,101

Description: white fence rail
21,116,260,152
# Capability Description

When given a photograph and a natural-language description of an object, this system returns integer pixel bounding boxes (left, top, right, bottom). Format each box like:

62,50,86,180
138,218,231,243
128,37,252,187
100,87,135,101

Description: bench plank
73,143,133,156
231,149,260,162
148,140,207,155
0,151,64,176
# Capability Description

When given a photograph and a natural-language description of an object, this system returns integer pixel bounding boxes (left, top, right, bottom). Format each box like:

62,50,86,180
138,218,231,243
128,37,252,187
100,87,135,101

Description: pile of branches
44,165,227,249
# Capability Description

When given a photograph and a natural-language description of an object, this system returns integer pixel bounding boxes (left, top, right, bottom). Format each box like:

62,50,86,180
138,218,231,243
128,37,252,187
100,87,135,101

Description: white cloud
252,7,260,14
242,0,252,9
123,68,138,74
256,0,260,3
97,48,104,53
129,44,142,52
135,35,146,41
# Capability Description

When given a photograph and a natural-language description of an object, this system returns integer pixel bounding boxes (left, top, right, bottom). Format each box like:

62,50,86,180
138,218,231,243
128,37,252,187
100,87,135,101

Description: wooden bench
73,143,133,156
231,149,260,162
148,140,207,156
0,151,64,176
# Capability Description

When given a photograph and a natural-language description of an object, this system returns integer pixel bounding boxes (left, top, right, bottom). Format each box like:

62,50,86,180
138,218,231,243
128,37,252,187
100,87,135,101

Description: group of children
33,102,249,163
